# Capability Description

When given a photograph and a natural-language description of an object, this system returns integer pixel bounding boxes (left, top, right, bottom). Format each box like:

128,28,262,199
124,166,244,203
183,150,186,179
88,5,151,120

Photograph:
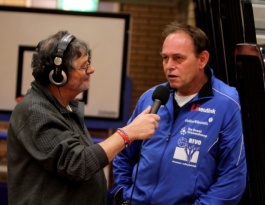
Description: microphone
150,85,170,114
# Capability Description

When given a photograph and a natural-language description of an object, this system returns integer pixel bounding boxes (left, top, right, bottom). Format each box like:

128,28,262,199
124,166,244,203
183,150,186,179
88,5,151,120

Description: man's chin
169,82,181,90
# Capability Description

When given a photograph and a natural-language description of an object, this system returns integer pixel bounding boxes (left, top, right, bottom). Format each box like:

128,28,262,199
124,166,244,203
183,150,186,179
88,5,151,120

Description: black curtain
235,44,265,205
193,0,260,204
193,0,256,86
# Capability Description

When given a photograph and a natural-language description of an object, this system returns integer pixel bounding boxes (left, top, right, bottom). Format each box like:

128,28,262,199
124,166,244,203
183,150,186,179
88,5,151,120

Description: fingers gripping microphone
150,85,170,114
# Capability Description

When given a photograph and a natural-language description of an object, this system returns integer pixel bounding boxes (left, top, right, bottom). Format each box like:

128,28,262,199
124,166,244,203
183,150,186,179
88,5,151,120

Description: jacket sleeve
194,105,247,205
111,105,144,203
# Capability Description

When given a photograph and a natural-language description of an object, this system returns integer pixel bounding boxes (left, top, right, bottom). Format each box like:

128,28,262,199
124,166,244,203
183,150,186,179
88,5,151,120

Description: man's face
161,31,207,96
66,50,94,95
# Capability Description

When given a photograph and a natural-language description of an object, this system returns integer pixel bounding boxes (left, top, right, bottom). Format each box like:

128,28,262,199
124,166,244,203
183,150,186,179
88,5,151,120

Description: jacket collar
198,66,213,98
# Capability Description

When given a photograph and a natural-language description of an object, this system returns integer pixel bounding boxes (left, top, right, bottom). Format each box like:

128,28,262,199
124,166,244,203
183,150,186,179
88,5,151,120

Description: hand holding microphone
122,85,170,141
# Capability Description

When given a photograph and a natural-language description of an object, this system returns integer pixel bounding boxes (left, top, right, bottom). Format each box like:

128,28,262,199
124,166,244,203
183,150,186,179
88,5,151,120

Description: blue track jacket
112,69,247,205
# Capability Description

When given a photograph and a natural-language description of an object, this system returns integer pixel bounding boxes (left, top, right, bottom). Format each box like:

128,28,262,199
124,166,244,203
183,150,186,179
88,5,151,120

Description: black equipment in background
193,0,260,204
193,0,256,87
235,43,265,205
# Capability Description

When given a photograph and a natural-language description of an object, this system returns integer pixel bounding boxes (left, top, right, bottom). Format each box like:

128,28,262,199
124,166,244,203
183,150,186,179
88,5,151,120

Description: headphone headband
55,34,76,59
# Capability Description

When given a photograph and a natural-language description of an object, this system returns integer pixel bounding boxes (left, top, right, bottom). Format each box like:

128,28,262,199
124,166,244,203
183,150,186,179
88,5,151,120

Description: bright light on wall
58,0,98,12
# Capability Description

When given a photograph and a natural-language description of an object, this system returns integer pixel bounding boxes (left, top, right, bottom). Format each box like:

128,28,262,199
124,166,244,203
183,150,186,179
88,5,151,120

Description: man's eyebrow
160,52,182,56
159,52,166,56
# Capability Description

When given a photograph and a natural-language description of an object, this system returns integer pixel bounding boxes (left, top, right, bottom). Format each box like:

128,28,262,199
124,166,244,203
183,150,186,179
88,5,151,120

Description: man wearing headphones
7,31,160,205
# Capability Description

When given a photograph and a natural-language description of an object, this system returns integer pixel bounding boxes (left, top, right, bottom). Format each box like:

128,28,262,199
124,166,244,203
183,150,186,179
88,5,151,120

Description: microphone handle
150,99,162,114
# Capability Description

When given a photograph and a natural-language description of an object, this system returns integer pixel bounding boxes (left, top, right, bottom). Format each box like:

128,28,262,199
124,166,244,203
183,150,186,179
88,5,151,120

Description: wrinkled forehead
162,32,194,50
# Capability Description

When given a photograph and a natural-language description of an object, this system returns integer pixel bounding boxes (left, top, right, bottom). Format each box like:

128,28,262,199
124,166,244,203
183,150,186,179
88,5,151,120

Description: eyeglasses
74,60,91,73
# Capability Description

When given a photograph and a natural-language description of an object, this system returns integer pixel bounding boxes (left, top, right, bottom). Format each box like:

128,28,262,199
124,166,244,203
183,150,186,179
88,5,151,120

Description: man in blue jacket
112,21,247,204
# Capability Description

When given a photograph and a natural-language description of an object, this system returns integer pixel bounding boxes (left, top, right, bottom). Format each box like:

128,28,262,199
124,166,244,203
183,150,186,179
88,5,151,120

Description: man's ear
199,50,210,69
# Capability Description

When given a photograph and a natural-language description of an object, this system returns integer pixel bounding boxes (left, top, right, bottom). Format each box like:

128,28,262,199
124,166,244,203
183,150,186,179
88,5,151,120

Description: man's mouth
168,74,178,79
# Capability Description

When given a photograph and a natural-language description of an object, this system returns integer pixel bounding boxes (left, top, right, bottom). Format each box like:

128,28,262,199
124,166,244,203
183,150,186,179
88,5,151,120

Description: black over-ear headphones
49,33,76,87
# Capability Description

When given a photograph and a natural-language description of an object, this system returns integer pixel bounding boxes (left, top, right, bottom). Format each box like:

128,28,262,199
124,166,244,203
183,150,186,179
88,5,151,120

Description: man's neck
48,84,72,107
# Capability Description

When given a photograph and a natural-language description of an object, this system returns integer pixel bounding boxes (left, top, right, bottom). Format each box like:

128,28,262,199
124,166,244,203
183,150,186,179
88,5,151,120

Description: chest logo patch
172,136,201,167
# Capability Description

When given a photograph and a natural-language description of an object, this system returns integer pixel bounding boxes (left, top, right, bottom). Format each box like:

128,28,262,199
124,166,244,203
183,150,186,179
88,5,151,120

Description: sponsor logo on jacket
172,136,200,167
190,104,216,114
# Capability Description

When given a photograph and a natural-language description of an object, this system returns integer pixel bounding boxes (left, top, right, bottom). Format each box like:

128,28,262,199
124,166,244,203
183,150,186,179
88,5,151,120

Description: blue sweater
112,69,247,205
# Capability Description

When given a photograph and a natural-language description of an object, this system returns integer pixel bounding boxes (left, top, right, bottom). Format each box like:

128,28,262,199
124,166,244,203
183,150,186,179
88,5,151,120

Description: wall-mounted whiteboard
0,6,130,120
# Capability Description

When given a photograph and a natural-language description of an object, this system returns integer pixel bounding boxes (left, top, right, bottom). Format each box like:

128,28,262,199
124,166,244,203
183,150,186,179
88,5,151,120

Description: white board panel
0,6,130,120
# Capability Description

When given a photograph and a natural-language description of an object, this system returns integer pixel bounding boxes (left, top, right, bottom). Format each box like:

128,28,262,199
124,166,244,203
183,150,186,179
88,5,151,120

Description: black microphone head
152,85,170,105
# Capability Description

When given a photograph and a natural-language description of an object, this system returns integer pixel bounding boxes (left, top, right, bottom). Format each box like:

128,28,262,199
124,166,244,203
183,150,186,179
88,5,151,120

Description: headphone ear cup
49,68,67,87
50,33,75,87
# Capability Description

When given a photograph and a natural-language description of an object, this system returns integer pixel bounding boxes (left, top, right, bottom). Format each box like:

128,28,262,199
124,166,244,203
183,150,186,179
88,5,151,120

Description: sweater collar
31,80,80,113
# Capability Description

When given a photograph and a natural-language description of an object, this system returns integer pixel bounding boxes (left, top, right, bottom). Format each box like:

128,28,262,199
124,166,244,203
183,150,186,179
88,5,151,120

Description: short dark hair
161,21,210,57
31,30,90,86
